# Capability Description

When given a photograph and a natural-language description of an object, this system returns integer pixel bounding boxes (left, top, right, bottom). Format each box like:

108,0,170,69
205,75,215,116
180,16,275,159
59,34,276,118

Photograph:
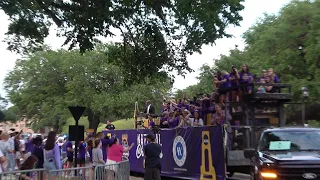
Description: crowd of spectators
0,129,133,179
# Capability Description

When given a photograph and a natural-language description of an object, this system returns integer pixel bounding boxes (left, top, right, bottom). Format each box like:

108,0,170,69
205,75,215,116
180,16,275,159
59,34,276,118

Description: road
130,173,251,180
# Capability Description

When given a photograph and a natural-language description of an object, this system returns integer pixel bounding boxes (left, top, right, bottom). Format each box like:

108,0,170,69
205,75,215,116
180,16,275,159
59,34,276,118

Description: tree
4,46,172,132
181,0,320,122
212,0,320,103
0,0,244,83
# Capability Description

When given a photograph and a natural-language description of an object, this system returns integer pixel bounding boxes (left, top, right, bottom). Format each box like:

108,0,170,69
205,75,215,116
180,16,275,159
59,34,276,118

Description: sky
0,0,292,99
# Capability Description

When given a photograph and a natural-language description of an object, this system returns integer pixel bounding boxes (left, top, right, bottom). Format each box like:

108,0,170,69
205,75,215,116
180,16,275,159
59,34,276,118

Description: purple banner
104,126,225,180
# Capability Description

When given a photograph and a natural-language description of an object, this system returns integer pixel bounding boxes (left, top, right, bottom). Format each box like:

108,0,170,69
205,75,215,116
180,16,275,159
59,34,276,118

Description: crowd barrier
94,160,130,180
0,160,130,180
0,168,47,180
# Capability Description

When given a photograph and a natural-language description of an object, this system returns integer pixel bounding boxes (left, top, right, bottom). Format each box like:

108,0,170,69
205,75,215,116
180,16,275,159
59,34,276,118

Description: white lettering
135,133,162,159
177,147,182,156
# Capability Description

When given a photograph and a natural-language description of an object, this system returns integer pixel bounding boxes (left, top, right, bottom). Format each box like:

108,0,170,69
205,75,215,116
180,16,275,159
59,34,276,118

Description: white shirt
147,104,151,114
0,149,3,173
0,140,10,156
20,139,26,151
191,118,204,126
8,137,14,151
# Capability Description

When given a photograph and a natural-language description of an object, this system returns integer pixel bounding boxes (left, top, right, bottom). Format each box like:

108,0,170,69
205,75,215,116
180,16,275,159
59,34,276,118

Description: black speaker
68,125,85,141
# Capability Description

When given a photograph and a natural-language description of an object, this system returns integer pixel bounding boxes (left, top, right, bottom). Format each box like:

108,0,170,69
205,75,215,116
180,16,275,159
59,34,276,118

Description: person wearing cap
143,134,161,180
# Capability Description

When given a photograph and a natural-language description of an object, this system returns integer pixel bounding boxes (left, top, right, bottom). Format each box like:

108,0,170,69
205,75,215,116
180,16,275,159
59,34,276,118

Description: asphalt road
130,173,251,180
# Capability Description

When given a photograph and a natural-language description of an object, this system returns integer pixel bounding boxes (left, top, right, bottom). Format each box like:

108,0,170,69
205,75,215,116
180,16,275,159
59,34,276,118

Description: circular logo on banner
136,144,143,159
173,136,187,167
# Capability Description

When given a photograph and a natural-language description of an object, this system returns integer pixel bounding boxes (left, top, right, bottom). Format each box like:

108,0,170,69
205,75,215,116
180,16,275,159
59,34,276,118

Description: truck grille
277,168,320,180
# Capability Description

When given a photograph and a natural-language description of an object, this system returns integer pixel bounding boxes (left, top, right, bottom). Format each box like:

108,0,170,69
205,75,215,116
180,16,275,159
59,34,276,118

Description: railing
0,168,47,180
0,160,130,180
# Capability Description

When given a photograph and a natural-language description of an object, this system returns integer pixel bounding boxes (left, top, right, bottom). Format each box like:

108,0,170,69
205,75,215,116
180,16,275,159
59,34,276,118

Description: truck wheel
228,171,235,177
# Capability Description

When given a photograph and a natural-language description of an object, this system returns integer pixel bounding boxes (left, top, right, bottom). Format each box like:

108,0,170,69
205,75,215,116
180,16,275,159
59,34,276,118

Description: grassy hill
61,117,135,134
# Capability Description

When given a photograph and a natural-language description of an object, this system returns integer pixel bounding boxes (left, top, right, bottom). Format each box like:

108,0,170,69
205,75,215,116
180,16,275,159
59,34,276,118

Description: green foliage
2,106,20,122
308,120,320,127
4,46,172,132
0,0,244,83
184,0,320,105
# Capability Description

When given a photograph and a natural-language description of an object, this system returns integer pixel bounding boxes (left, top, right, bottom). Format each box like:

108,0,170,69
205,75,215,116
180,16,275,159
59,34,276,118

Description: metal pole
302,102,305,125
74,120,78,176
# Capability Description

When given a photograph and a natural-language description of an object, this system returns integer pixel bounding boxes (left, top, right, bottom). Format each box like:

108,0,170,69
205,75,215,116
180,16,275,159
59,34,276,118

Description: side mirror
244,148,257,159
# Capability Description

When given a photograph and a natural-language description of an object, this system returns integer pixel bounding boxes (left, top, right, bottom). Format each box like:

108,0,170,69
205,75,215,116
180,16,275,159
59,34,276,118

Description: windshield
259,131,320,151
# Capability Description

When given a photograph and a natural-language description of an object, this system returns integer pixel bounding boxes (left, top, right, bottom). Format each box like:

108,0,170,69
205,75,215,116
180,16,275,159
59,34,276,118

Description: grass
97,118,134,132
61,117,135,134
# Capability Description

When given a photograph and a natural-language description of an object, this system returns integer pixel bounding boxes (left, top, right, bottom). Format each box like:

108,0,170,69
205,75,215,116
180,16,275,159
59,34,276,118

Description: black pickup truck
244,127,320,180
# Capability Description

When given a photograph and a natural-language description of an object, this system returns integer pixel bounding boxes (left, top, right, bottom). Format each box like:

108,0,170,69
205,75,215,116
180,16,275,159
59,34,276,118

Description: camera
231,65,236,69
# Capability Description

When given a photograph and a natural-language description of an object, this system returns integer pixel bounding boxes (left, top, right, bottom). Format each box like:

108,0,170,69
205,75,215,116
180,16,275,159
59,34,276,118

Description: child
257,79,266,93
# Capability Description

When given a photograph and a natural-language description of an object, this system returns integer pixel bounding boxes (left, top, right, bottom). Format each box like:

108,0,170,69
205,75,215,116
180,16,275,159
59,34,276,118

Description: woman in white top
191,110,204,126
0,149,6,173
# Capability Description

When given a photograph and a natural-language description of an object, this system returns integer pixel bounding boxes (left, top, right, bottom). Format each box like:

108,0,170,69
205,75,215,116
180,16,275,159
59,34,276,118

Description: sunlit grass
61,118,135,134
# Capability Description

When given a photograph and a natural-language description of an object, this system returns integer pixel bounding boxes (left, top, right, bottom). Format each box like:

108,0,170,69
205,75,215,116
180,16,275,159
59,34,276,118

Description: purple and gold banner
104,126,225,180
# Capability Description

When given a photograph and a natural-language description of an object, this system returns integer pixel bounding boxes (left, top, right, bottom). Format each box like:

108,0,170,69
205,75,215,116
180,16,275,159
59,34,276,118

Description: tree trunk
87,110,101,134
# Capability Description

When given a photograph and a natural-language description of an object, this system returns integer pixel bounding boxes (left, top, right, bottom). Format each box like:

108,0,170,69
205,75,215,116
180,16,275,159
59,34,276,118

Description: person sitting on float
268,68,280,83
210,104,225,125
257,69,268,82
148,115,155,129
177,109,191,128
265,76,275,93
191,110,204,127
160,111,170,128
168,108,181,128
257,78,267,93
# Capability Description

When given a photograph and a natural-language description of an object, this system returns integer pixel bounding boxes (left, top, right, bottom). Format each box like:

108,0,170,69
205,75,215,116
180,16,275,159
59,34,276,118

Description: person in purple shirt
77,141,86,167
239,64,253,99
160,112,170,128
217,70,230,107
86,139,93,164
148,115,156,129
25,135,33,154
31,136,44,169
257,69,268,82
95,132,114,162
65,139,74,168
229,66,240,102
178,99,189,110
168,110,181,128
268,68,280,83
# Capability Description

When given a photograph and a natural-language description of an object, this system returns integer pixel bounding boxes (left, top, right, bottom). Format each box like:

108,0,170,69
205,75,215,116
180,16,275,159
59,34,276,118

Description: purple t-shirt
221,74,231,89
178,104,189,110
66,141,73,157
78,142,86,159
168,117,179,128
239,72,253,84
25,140,33,153
229,73,239,87
149,121,155,127
160,117,170,128
31,146,44,168
273,75,280,83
